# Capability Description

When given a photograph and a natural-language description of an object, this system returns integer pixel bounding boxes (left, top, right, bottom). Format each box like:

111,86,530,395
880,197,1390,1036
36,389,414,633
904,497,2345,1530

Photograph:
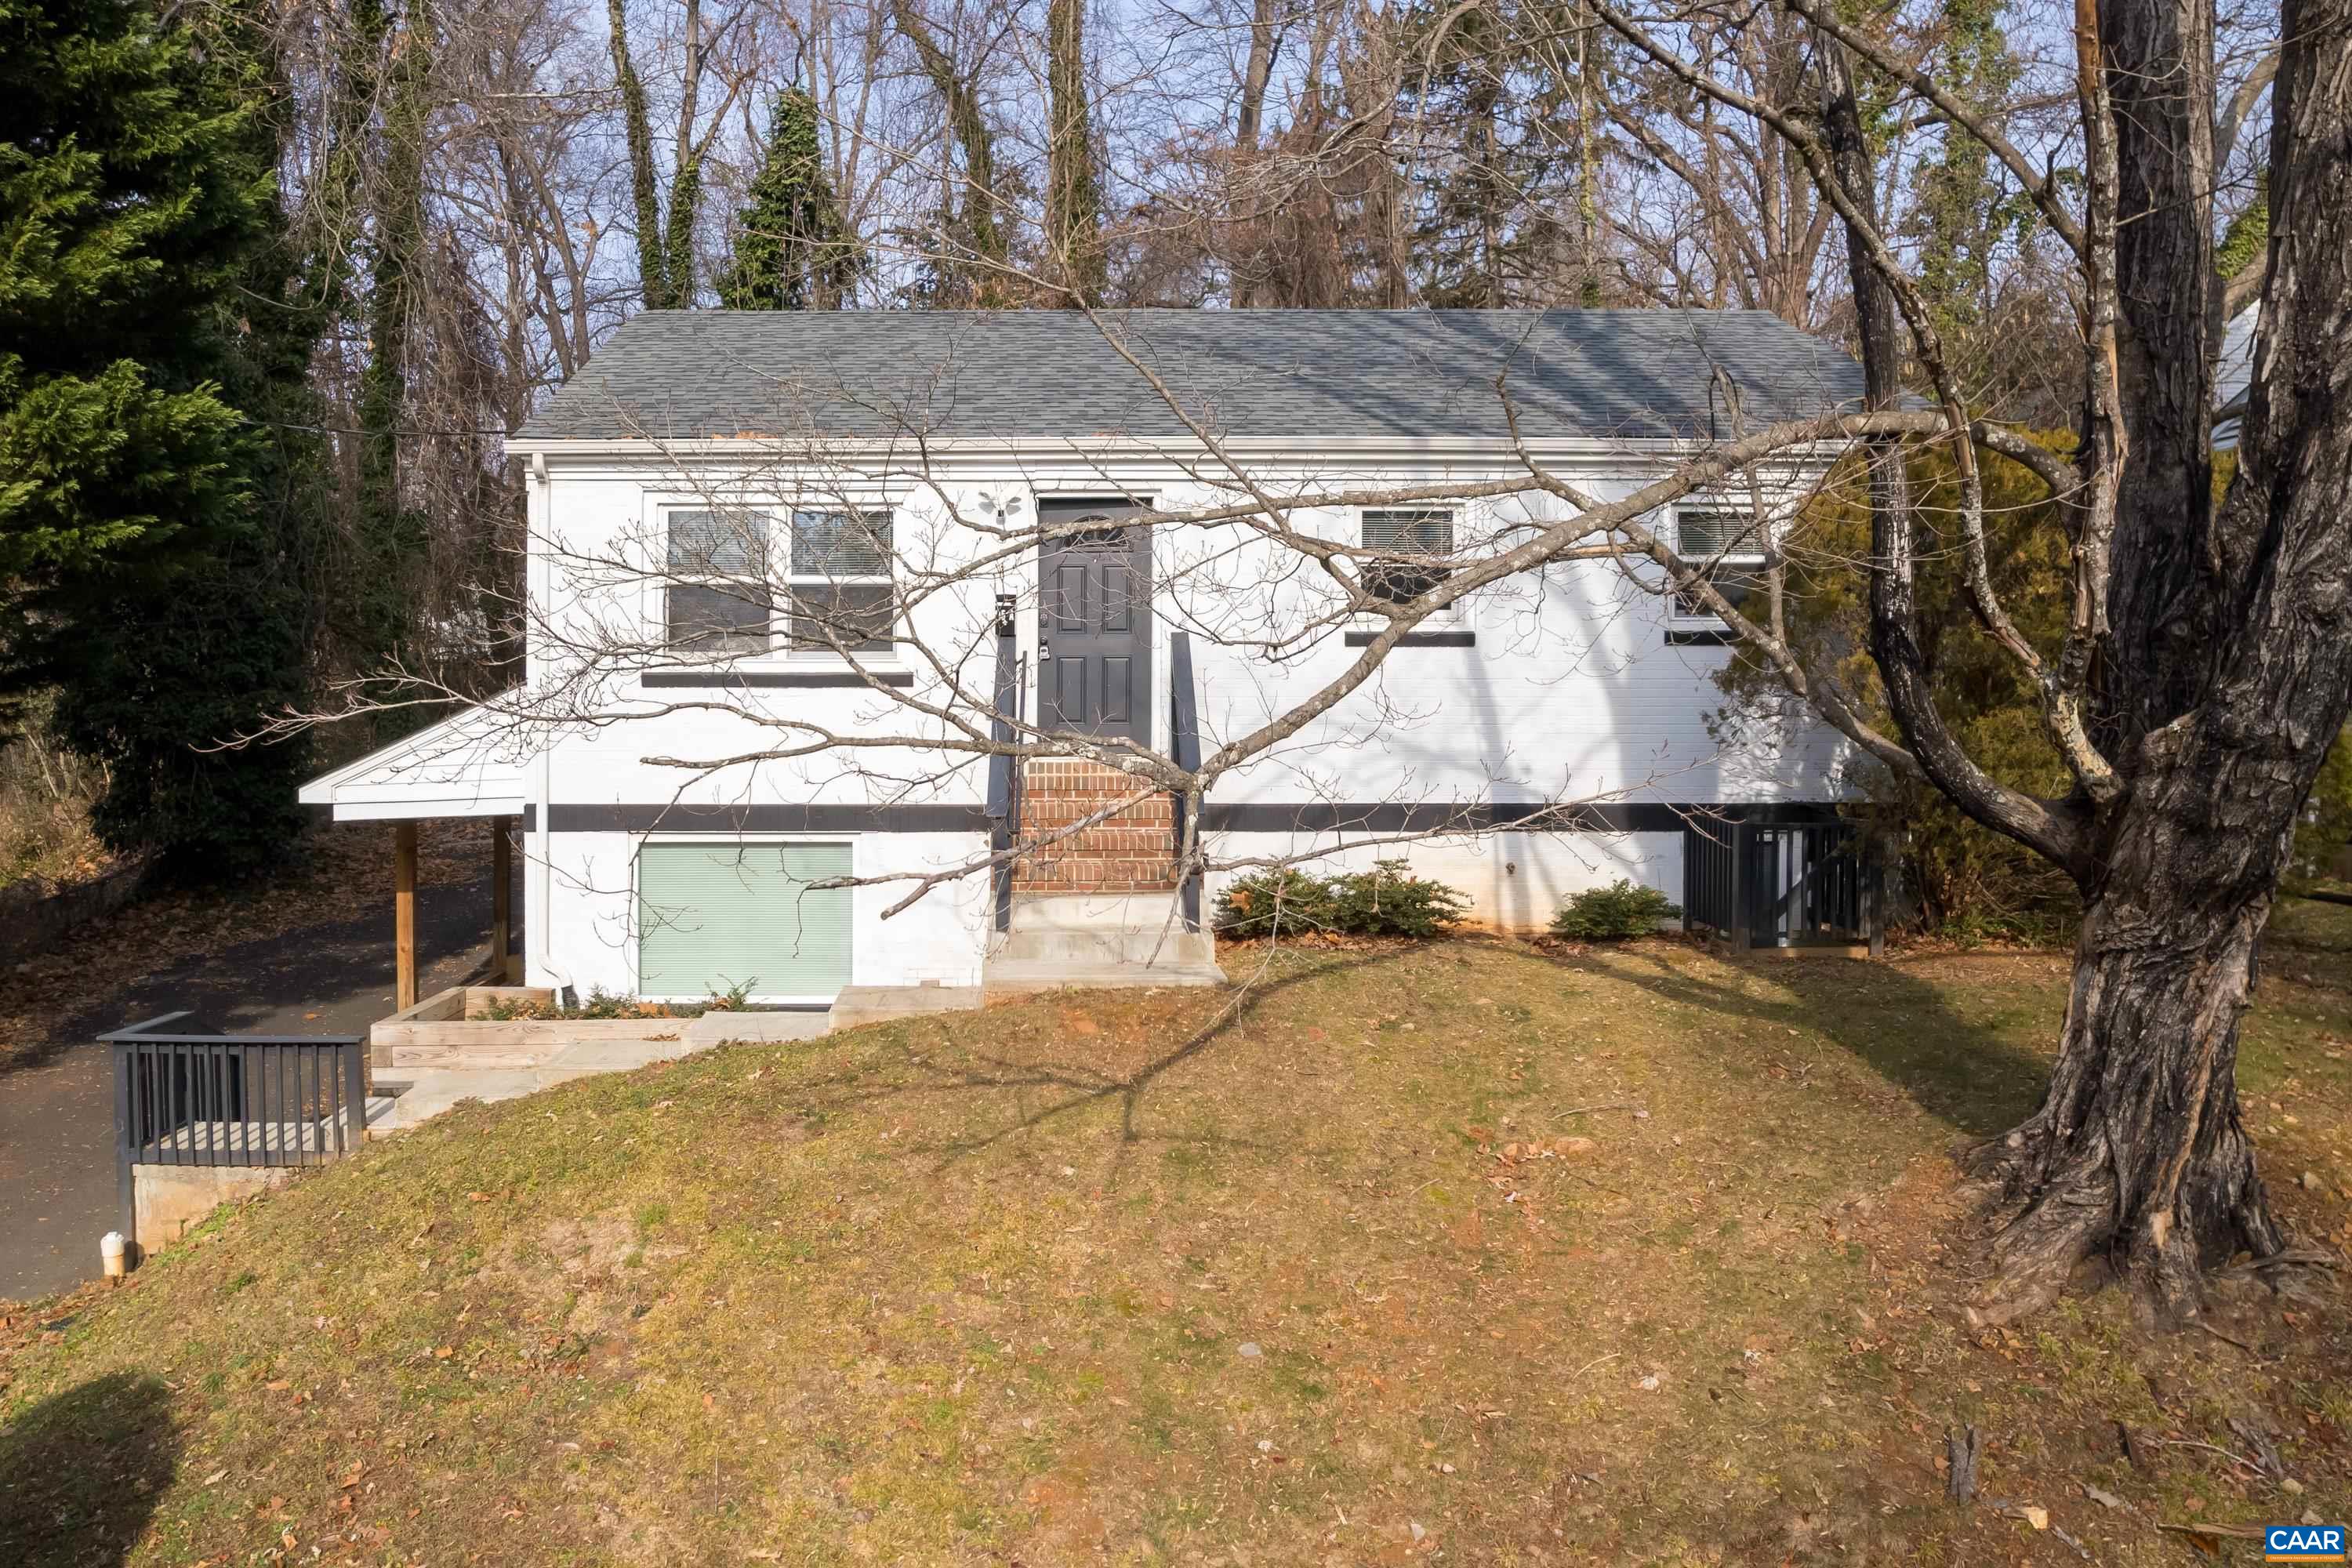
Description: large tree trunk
1971,826,2282,1326
1972,0,2352,1323
2097,0,2220,751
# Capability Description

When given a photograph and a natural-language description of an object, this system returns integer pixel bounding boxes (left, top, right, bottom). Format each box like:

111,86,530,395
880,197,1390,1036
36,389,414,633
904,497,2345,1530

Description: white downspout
526,451,570,1000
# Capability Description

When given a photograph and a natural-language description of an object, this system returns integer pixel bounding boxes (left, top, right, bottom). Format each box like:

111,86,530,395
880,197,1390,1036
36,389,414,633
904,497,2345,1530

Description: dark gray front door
1038,500,1152,743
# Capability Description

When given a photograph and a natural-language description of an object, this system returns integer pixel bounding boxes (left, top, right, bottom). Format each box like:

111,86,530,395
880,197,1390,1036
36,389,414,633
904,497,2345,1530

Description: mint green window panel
637,842,853,997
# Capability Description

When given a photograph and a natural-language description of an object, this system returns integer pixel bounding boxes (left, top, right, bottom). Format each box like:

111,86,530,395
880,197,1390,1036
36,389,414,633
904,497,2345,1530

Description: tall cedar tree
351,0,434,728
0,0,326,878
720,92,862,310
1394,0,1599,307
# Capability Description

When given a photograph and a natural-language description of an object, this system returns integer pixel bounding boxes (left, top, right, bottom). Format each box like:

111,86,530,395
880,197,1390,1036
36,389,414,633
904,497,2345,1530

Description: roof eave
506,431,1857,463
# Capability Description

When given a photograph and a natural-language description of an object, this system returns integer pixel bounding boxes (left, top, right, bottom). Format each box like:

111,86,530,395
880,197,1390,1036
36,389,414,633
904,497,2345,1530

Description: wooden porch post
492,815,514,982
394,821,418,1011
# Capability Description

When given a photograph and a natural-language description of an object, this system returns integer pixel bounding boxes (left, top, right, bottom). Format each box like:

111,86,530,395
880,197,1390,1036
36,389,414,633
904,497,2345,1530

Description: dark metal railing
1683,814,1881,952
102,1012,371,1249
985,608,1028,931
1683,816,1740,938
1168,630,1204,931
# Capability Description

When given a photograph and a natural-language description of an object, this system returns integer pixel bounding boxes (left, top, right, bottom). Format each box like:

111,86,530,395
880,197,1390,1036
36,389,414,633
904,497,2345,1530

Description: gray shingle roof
514,308,1866,445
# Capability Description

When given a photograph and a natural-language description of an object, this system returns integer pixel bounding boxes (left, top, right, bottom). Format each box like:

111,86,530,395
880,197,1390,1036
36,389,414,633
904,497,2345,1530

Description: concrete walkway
376,1011,831,1128
0,868,514,1303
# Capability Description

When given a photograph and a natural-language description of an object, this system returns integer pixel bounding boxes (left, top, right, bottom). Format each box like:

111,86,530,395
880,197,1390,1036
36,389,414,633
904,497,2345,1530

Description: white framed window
1358,507,1458,608
1668,506,1767,625
782,506,895,654
664,505,775,653
659,503,896,658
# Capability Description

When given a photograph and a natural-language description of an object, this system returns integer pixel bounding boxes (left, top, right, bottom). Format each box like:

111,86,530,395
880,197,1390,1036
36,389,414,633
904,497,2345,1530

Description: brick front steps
1012,759,1179,893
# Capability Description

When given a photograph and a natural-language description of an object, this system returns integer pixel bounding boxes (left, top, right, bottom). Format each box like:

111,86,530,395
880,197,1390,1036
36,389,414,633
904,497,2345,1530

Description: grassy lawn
4,924,2350,1565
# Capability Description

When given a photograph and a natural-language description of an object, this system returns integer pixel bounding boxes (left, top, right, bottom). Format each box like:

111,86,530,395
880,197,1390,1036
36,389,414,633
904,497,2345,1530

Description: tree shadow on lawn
0,1370,180,1568
785,949,1401,1180
1529,939,2057,1140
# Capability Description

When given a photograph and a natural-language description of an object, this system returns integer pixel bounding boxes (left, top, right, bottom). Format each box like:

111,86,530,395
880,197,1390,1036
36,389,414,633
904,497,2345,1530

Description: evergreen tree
1392,0,1603,307
1904,0,2032,360
0,0,325,878
720,91,861,310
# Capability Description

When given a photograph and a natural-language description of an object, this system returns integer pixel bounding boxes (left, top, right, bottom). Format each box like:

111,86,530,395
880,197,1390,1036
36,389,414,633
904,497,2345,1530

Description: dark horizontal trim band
534,803,991,833
1197,800,1844,833
641,669,915,689
1342,630,1475,647
1664,627,1738,648
523,800,1844,835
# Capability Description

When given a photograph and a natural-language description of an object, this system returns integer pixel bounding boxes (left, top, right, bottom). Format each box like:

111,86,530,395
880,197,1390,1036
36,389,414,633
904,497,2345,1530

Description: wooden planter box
370,985,686,1071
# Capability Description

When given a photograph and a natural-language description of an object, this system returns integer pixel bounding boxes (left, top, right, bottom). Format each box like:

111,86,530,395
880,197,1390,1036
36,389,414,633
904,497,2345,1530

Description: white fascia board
328,793,528,822
503,433,1852,466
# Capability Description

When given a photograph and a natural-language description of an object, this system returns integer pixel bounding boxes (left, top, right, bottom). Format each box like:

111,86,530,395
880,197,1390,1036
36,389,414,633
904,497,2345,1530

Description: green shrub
1323,859,1473,937
1214,859,1471,938
1214,867,1336,937
1550,880,1680,940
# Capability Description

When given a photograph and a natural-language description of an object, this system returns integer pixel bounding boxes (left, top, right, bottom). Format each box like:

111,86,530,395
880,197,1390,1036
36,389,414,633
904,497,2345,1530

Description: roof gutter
502,432,1860,465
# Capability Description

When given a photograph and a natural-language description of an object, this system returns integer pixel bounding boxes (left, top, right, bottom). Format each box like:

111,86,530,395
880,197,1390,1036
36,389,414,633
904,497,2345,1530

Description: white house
300,309,1874,1010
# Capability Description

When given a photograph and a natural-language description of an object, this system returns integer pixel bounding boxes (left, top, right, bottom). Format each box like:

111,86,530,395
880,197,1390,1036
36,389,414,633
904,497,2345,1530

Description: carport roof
298,700,528,822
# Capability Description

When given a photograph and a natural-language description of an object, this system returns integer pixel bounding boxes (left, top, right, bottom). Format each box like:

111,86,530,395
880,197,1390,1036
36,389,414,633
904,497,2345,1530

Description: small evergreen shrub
1213,867,1336,937
1550,880,1680,940
1215,859,1470,938
1323,859,1473,937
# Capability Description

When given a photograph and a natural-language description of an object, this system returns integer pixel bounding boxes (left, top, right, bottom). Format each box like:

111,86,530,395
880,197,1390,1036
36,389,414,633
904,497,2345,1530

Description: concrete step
829,985,985,1028
371,1069,548,1129
681,1010,831,1046
1009,892,1196,930
998,893,1217,969
982,958,1227,997
989,892,1222,989
389,1044,547,1071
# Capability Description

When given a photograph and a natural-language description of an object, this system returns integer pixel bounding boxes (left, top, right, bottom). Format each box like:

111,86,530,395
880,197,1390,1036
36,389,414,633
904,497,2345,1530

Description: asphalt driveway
0,865,517,1302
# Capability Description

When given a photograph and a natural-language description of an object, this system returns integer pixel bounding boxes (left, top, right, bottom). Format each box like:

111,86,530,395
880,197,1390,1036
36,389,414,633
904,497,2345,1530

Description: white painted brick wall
521,452,1845,994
